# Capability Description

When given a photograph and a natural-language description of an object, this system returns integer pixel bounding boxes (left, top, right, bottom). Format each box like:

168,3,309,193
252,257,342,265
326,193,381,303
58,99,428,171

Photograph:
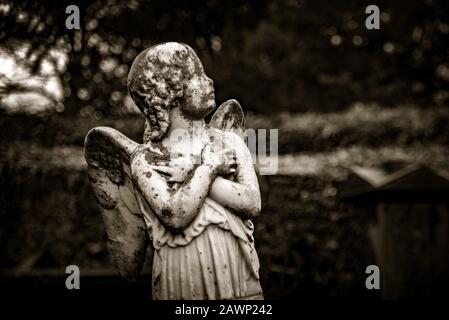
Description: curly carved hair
127,42,200,141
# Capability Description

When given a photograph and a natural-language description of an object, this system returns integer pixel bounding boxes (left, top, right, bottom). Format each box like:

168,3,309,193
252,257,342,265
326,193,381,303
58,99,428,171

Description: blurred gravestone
340,161,449,299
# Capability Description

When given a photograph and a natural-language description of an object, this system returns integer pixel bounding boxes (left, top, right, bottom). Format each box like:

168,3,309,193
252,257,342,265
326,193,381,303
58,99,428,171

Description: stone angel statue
84,42,263,300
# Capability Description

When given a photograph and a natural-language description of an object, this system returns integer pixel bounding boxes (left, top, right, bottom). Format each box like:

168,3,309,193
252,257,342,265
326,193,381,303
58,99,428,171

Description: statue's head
128,42,215,141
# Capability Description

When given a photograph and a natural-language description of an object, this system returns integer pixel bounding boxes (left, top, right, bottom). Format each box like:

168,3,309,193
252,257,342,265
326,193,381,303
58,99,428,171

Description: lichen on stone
127,42,198,142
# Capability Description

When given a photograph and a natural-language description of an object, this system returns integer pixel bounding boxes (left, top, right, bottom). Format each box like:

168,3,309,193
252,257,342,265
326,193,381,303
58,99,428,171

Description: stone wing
84,126,148,281
210,99,246,133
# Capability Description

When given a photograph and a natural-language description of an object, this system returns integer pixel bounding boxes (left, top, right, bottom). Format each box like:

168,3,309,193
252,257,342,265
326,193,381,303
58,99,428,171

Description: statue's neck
162,107,206,147
169,106,205,131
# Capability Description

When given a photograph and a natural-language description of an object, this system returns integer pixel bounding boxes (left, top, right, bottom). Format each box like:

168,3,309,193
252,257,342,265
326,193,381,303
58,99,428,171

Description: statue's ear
210,99,245,134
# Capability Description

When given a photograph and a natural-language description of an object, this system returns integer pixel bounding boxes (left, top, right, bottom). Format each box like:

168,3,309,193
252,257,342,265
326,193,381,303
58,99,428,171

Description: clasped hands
131,142,237,183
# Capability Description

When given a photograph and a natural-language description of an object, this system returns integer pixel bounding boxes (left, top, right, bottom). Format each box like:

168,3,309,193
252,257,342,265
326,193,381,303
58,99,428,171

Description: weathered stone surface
84,127,148,281
85,42,263,299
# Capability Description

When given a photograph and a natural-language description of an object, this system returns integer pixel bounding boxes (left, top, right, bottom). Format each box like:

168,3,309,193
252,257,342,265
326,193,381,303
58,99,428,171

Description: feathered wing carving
84,127,148,281
210,99,246,133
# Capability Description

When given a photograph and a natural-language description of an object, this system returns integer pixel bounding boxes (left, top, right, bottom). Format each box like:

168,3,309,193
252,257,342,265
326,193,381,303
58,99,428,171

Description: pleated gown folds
137,195,264,300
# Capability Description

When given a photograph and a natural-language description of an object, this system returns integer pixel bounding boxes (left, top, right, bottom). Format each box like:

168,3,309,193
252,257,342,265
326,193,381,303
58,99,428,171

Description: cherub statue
84,42,263,300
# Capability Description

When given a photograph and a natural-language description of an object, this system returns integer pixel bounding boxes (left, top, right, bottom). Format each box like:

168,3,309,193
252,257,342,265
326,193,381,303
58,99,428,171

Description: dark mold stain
144,171,153,178
94,188,117,209
143,145,170,165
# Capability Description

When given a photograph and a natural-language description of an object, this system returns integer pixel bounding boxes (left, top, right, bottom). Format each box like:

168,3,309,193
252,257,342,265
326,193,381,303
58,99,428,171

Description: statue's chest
167,154,200,182
165,138,205,183
156,128,228,183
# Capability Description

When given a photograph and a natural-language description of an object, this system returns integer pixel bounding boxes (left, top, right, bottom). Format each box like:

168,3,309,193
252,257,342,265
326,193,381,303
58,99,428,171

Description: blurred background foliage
1,0,449,298
1,0,449,116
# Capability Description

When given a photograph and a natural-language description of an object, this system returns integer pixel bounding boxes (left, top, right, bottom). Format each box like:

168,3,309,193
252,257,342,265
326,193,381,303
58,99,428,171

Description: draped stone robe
136,189,263,300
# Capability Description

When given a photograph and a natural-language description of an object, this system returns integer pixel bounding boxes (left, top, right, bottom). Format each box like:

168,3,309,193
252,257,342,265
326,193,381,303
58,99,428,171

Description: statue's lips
207,91,215,99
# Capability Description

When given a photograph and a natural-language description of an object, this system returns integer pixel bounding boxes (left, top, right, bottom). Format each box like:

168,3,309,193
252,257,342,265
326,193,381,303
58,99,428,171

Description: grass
1,104,449,154
247,103,449,153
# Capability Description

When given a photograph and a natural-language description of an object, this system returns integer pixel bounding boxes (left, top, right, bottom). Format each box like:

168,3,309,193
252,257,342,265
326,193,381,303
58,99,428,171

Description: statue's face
128,42,216,125
181,51,216,120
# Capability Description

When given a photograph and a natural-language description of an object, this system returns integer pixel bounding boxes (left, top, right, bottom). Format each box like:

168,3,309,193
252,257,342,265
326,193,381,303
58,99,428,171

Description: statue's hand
201,143,236,176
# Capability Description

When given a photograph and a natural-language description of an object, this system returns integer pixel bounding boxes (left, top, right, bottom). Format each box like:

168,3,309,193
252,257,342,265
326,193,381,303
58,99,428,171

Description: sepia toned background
1,0,448,299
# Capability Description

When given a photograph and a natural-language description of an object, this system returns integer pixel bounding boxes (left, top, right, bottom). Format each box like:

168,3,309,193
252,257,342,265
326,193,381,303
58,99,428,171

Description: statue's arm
131,148,219,232
208,132,261,219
